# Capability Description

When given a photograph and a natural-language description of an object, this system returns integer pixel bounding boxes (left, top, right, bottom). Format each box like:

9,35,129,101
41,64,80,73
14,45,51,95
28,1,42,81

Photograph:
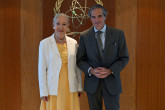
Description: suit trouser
87,79,120,110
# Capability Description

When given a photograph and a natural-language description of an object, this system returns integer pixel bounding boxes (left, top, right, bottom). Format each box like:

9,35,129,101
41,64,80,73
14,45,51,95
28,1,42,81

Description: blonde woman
38,13,83,110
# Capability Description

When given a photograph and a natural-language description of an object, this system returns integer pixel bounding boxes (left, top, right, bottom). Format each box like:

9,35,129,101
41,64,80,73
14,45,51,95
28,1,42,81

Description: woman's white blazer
38,34,83,97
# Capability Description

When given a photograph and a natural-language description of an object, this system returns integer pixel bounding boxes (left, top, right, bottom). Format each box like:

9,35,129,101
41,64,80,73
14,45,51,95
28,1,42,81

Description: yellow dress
40,43,80,110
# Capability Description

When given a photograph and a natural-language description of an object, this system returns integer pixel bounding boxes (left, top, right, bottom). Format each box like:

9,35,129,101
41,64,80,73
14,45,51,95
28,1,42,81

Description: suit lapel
51,35,71,62
104,27,113,55
88,27,102,60
50,34,61,58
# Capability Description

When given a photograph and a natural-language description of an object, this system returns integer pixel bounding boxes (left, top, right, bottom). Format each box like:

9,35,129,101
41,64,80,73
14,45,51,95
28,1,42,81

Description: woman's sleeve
38,41,48,97
75,43,83,91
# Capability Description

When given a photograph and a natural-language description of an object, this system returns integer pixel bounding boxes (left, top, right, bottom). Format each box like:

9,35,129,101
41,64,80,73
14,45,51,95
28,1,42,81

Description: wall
115,0,137,109
20,0,43,110
137,0,165,110
0,0,42,110
0,0,21,110
0,0,165,110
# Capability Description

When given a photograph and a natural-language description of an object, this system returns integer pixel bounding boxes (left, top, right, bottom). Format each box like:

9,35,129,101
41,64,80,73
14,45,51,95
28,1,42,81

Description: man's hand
90,67,112,78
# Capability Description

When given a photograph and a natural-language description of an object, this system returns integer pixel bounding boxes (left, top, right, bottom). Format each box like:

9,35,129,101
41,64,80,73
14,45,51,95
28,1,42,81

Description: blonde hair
53,13,70,25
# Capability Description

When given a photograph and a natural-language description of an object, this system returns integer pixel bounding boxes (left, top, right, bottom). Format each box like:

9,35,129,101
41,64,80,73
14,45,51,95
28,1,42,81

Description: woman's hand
78,92,83,98
41,96,48,101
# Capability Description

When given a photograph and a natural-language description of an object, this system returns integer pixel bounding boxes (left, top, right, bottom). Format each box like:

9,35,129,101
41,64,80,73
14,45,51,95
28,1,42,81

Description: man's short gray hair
88,4,108,18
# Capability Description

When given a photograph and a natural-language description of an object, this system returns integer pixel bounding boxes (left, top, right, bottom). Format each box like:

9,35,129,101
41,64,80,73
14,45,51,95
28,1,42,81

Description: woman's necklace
55,35,66,44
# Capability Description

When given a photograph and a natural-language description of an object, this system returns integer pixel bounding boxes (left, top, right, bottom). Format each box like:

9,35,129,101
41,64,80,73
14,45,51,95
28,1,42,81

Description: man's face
90,8,106,30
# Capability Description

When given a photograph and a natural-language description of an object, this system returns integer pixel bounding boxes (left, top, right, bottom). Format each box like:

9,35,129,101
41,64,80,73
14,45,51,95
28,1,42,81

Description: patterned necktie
96,31,103,60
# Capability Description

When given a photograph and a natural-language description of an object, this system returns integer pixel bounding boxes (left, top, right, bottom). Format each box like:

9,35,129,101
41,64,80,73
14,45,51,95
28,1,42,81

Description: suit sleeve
109,31,129,77
76,36,91,76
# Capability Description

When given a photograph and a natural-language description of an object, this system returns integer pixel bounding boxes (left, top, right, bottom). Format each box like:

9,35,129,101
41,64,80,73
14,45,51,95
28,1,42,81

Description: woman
38,13,83,110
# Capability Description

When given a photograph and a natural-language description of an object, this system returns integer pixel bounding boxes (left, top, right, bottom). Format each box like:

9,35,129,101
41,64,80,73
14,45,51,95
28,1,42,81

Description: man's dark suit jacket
76,26,129,95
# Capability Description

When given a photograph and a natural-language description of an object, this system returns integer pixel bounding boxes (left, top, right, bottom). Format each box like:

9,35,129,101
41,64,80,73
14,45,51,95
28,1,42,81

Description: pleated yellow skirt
40,43,80,110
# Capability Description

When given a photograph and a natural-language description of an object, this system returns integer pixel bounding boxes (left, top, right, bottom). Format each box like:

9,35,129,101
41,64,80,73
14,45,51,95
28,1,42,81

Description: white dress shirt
94,25,106,49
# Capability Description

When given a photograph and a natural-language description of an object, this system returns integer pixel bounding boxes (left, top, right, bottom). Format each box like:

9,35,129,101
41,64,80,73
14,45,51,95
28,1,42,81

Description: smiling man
76,4,129,110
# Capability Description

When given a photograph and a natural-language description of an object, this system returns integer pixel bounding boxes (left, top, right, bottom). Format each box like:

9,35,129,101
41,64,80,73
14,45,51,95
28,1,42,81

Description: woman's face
53,16,69,39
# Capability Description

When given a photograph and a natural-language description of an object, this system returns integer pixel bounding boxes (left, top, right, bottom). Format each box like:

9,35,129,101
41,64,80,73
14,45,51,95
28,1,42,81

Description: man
76,4,129,110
